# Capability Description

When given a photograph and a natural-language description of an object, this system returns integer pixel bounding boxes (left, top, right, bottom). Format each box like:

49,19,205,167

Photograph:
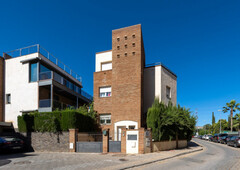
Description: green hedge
17,109,99,132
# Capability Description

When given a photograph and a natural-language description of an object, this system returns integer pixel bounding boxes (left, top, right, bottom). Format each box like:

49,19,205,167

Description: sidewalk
0,145,203,170
105,145,203,170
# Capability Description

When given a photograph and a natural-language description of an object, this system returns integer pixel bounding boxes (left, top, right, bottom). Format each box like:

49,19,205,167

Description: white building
1,44,92,128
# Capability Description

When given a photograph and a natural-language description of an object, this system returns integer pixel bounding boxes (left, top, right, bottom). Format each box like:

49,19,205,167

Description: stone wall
153,140,187,152
20,132,69,152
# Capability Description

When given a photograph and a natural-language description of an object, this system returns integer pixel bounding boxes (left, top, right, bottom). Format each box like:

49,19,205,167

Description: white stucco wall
5,53,39,128
95,51,112,72
143,65,177,113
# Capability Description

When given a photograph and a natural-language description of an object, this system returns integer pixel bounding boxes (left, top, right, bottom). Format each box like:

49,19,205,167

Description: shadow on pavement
188,140,200,147
0,152,37,167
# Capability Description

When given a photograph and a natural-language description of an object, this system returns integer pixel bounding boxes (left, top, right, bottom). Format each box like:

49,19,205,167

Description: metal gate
109,141,121,152
76,142,102,153
76,132,102,153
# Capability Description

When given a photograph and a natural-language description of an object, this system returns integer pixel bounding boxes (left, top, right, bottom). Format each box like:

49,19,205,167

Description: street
135,138,240,170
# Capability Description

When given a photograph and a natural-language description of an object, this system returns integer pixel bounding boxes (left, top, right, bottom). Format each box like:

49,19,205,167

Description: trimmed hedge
17,109,99,132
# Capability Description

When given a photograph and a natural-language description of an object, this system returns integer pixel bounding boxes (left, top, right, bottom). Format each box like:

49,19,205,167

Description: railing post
37,44,40,53
20,49,22,56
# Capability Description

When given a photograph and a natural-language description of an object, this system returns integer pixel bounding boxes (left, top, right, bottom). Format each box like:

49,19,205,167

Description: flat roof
145,62,177,78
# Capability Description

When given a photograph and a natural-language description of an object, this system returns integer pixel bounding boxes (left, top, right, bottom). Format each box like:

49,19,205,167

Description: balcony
4,44,82,83
39,99,76,110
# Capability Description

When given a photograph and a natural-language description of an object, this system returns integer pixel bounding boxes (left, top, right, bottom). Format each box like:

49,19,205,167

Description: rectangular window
100,114,111,125
101,62,112,71
99,86,111,97
30,63,38,82
39,64,52,80
127,135,137,140
166,86,171,99
6,94,11,104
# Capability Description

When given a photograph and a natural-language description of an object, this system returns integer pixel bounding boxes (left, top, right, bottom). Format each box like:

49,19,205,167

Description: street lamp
218,110,222,133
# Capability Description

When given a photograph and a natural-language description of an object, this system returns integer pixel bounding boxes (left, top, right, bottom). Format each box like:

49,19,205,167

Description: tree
212,112,215,125
222,100,240,132
213,119,228,134
233,113,240,131
147,99,196,148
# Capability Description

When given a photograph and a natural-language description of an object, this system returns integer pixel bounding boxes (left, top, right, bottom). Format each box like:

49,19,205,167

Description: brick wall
94,24,146,140
111,24,145,130
0,56,4,122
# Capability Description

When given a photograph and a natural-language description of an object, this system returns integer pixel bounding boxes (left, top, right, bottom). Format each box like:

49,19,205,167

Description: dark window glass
127,135,137,140
30,63,37,82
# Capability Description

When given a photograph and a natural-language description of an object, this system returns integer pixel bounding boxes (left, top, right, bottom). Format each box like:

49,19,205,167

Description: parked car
207,135,213,141
220,135,229,144
212,133,228,143
227,136,240,148
0,137,25,153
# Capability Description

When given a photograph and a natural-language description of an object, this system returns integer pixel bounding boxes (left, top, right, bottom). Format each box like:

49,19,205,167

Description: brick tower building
94,24,177,141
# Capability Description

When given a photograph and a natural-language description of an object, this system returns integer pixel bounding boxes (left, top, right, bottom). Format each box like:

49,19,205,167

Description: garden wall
152,140,187,152
12,132,69,152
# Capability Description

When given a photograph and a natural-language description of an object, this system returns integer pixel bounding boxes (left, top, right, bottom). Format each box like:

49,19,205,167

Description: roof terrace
4,44,82,83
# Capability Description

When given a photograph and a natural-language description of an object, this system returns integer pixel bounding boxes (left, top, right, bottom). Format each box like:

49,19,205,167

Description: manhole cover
119,158,128,161
14,161,31,165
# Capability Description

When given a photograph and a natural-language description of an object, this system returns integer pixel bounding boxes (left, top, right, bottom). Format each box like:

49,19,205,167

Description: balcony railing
39,99,51,108
39,71,52,80
5,44,82,83
39,99,76,110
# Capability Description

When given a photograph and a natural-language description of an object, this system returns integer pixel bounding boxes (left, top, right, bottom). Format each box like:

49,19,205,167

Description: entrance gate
109,141,121,152
76,132,103,153
126,131,139,154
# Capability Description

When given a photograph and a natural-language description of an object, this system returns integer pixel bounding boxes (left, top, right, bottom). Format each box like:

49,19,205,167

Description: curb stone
119,148,203,170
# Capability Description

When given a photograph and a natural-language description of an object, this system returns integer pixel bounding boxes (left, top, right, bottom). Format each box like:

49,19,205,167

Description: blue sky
1,0,240,126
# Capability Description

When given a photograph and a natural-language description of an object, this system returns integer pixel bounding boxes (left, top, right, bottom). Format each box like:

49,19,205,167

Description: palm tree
233,113,240,131
222,100,240,132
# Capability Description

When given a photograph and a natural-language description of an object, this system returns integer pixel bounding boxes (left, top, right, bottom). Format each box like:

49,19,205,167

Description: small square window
132,52,135,55
125,36,127,40
117,37,120,41
132,34,135,38
117,46,120,50
125,44,127,48
132,43,135,47
125,53,127,56
6,94,11,104
117,54,120,58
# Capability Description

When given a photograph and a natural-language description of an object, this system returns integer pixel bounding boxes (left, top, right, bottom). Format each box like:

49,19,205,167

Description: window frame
166,86,171,99
99,86,112,98
101,62,112,71
100,114,111,125
6,94,11,104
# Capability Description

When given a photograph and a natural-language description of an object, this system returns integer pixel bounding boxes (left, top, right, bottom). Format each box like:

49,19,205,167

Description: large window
39,64,52,80
99,86,111,97
101,62,112,71
30,63,38,82
100,114,111,125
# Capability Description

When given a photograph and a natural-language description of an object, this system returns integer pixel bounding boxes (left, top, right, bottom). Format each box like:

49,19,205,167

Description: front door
126,131,139,154
117,126,125,141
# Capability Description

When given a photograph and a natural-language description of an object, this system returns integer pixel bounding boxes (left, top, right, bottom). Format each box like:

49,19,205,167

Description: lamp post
218,110,222,133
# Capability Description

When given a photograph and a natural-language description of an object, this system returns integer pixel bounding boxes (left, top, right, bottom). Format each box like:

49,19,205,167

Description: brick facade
0,56,4,122
94,25,145,140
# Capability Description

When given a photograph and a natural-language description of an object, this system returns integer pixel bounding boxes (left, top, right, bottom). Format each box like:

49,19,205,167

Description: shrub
17,108,100,132
17,114,34,132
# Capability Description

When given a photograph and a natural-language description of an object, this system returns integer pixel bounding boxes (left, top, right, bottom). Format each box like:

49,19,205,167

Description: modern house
0,45,92,128
94,24,177,141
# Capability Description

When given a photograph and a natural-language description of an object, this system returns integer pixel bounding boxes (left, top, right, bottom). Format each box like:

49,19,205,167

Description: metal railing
39,99,76,110
5,44,82,83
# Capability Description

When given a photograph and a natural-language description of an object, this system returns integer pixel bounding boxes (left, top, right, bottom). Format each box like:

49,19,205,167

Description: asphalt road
133,138,240,170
